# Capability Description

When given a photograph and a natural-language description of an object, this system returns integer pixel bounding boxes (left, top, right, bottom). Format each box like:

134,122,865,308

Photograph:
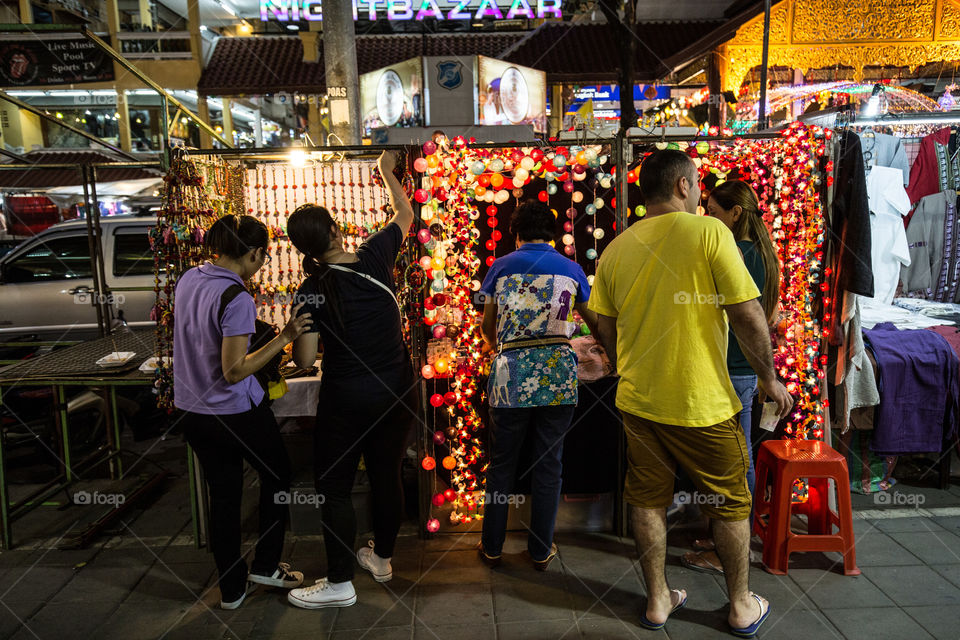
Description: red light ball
491,230,502,241
421,456,436,470
429,394,444,408
538,191,549,202
485,239,497,251
486,205,497,216
487,217,499,228
485,256,496,267
432,293,447,306
433,430,446,444
431,493,445,507
443,488,457,502
443,391,457,406
426,518,440,532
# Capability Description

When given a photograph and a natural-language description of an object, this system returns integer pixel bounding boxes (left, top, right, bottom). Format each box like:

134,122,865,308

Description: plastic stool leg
833,471,861,576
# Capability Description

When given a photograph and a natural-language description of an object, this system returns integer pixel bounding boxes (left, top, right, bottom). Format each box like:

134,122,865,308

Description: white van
0,215,160,340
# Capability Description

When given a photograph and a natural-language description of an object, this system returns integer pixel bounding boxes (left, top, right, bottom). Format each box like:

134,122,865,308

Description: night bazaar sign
259,0,561,21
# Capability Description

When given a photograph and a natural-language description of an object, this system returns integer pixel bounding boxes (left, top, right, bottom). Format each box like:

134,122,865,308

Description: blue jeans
481,404,576,561
730,375,758,496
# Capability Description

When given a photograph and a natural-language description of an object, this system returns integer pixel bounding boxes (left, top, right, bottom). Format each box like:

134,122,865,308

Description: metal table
0,328,163,548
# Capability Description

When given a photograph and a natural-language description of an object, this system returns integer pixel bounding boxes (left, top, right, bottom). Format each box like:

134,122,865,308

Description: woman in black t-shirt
286,152,416,610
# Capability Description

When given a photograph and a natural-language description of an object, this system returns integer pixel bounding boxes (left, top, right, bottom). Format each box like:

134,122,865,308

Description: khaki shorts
622,411,751,521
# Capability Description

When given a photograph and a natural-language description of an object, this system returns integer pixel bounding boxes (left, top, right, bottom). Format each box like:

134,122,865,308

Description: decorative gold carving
723,42,960,90
792,0,936,42
940,1,960,38
735,3,790,44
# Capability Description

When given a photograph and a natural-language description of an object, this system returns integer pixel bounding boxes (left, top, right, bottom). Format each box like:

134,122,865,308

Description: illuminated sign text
259,0,562,21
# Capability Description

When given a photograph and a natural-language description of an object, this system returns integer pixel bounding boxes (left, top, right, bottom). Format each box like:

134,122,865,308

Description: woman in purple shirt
174,214,310,610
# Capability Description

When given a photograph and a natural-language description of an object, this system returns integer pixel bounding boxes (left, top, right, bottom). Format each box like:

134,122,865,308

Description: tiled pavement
0,440,958,639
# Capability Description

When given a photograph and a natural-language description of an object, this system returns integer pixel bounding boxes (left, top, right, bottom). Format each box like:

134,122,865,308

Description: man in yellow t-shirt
589,150,793,636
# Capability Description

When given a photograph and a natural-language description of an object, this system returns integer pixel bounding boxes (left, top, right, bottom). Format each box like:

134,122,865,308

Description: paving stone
414,622,496,639
842,531,922,566
887,531,960,565
126,561,217,603
862,565,960,606
754,608,842,640
823,607,935,640
418,550,492,586
870,517,946,534
788,567,894,609
566,567,651,623
0,565,76,603
91,601,194,640
0,600,40,639
931,563,960,589
415,584,493,628
904,605,960,640
332,584,416,630
579,616,667,638
423,533,480,553
492,579,575,622
9,600,118,640
497,619,580,640
250,601,336,637
51,564,149,603
331,625,411,640
636,607,732,640
933,516,960,534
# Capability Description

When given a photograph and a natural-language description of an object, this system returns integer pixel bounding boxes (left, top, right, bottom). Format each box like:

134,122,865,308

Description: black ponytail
288,204,344,331
206,214,268,259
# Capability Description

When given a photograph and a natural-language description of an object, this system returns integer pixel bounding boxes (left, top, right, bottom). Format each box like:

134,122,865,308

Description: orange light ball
421,456,436,470
434,358,449,374
442,456,456,470
489,173,504,188
426,154,439,168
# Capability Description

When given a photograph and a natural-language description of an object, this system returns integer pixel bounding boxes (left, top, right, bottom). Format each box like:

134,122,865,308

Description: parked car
0,215,161,340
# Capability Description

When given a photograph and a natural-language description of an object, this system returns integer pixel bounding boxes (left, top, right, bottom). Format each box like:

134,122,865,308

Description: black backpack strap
217,284,248,333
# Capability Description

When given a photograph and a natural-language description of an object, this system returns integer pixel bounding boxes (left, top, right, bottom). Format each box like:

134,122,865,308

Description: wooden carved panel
735,2,790,44
792,0,936,43
940,1,960,38
724,42,960,90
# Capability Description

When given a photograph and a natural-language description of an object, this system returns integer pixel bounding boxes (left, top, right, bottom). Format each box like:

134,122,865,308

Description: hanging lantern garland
624,122,828,441
149,155,220,411
410,138,612,530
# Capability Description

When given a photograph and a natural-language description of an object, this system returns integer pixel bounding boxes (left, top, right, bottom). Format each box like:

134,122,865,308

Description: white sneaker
220,581,257,610
287,578,357,609
249,562,304,588
357,539,393,582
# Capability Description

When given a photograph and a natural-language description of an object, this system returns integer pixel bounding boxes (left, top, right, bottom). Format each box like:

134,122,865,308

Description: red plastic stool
753,439,860,576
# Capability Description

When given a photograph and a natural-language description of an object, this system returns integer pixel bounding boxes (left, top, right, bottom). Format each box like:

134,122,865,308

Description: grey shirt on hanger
860,131,910,186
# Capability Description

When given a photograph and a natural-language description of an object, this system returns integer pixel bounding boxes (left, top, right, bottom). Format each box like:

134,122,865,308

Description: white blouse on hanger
866,166,912,304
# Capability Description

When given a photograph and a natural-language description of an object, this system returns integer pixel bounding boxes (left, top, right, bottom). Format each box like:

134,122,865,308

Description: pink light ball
413,157,429,173
432,325,447,339
417,229,432,243
563,221,573,232
414,189,430,204
563,244,576,256
421,364,436,379
433,430,446,444
422,141,437,155
426,518,441,533
563,180,575,193
419,256,433,270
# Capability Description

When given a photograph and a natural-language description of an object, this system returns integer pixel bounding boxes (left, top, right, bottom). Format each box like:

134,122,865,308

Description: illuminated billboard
476,56,546,133
259,0,562,21
360,57,424,133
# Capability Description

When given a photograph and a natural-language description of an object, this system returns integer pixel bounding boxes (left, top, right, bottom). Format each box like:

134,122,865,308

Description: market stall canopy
0,150,161,192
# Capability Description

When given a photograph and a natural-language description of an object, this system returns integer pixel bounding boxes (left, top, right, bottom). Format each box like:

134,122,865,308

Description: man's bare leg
631,505,686,624
713,517,767,628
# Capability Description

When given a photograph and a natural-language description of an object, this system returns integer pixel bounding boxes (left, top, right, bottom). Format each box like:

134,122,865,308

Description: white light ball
562,233,574,246
593,228,605,240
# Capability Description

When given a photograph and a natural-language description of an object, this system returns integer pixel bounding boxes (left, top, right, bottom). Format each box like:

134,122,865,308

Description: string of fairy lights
150,126,830,525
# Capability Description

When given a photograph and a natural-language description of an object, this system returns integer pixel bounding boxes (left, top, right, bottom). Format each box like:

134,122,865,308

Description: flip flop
692,538,716,552
681,551,725,576
729,593,770,638
639,589,687,631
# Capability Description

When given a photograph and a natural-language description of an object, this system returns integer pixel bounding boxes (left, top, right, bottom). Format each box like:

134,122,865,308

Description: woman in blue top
683,180,780,575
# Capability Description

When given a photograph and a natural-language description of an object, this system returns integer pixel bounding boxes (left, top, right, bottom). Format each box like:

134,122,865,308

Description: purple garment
863,322,959,455
173,263,264,414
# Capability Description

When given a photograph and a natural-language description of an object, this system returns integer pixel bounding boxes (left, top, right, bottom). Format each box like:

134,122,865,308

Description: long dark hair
709,180,780,325
205,214,268,258
287,204,343,330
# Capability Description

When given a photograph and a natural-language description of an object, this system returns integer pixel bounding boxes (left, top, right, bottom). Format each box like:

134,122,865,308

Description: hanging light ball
572,192,584,203
593,228,605,240
563,244,575,256
586,248,598,260
426,518,441,533
423,140,437,155
422,455,437,470
585,204,597,216
414,157,429,173
422,364,436,379
562,233,575,246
